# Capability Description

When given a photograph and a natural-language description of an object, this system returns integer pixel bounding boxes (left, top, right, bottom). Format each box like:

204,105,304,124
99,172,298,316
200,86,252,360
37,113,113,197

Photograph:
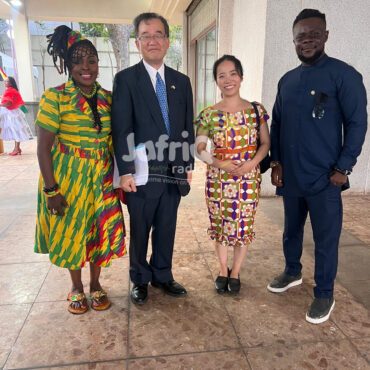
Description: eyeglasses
137,35,167,42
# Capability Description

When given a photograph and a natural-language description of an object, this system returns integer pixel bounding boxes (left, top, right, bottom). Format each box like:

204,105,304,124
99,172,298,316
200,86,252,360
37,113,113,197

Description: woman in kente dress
34,26,126,314
194,55,270,295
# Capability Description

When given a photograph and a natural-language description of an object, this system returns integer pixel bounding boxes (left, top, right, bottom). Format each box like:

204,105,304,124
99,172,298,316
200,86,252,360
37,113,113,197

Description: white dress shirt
142,59,166,90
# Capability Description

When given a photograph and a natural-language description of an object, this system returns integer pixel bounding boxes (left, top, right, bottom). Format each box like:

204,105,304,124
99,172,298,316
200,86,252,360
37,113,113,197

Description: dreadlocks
47,25,98,75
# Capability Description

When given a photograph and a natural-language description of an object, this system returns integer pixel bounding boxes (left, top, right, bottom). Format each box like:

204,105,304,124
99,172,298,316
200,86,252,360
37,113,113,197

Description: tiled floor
0,140,369,369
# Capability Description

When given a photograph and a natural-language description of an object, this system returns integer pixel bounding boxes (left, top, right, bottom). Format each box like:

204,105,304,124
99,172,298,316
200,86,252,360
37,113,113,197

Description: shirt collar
301,54,329,70
142,59,165,85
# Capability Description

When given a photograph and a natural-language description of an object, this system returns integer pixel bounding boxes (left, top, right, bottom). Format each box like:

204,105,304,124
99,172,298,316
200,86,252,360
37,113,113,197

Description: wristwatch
270,161,281,168
333,166,351,176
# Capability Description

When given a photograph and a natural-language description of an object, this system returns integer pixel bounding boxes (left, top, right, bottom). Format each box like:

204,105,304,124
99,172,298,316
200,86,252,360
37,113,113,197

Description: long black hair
6,76,18,90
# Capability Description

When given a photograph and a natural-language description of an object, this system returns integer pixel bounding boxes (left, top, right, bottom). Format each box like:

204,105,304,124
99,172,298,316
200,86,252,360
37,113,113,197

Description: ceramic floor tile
0,304,31,354
0,262,50,304
129,349,248,369
171,253,213,291
337,246,370,281
0,237,48,264
329,287,370,338
198,240,216,252
129,290,239,358
173,239,201,254
351,337,370,363
36,258,129,303
5,297,128,369
100,257,130,297
0,350,9,368
49,360,127,369
246,340,369,370
224,287,345,348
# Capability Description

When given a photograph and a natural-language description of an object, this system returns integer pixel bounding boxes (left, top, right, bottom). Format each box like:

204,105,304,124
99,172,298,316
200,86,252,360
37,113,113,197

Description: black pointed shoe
228,270,240,295
131,284,148,305
215,274,228,294
151,280,187,297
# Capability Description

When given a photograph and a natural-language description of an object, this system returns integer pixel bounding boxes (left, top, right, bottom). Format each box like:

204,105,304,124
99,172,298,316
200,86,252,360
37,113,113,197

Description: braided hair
46,25,98,75
47,25,102,132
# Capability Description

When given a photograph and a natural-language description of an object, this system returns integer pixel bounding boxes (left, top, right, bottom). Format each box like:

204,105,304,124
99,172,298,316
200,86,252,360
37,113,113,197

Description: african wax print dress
34,79,126,269
194,104,269,247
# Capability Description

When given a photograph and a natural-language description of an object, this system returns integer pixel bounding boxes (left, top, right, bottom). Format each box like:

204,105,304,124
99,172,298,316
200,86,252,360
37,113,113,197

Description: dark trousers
282,183,343,298
126,183,181,284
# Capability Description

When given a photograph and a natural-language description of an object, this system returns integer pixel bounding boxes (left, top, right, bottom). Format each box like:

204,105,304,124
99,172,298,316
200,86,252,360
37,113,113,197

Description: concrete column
11,10,35,102
217,0,234,57
231,0,268,103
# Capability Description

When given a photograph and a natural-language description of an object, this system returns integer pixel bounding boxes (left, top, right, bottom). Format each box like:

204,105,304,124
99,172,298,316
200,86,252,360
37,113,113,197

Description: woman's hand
219,160,240,174
47,193,69,217
230,160,256,177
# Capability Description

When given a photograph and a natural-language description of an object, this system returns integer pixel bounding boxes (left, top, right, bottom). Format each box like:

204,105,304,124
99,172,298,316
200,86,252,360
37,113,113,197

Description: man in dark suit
268,9,367,324
111,13,194,305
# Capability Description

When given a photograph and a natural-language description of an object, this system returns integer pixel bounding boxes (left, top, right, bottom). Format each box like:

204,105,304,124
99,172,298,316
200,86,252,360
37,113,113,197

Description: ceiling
0,0,193,24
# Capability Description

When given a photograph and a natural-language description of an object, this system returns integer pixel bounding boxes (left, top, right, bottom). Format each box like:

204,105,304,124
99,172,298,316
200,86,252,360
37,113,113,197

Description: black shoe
306,297,335,324
227,271,240,295
267,272,302,293
215,274,228,294
131,284,148,305
151,280,187,297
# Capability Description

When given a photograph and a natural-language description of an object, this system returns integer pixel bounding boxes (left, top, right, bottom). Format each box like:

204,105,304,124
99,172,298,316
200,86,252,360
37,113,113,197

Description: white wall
231,0,268,103
260,0,370,194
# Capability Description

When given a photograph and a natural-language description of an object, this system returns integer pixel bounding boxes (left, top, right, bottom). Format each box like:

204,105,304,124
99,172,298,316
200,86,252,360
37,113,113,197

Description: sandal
90,290,111,311
67,292,88,314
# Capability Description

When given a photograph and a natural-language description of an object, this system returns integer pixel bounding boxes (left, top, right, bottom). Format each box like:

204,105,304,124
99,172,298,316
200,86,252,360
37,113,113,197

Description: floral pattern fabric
194,104,269,247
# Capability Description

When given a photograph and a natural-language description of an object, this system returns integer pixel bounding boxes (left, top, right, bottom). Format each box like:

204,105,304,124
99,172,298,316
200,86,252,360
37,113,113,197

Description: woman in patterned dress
35,26,126,314
194,55,270,295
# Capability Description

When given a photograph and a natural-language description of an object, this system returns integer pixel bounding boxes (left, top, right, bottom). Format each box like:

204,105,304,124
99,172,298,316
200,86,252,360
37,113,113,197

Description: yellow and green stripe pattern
34,79,126,269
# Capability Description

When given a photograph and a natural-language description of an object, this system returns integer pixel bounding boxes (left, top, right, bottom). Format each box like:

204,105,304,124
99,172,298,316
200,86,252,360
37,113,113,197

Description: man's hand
120,174,137,192
187,171,192,185
271,164,283,187
330,171,347,187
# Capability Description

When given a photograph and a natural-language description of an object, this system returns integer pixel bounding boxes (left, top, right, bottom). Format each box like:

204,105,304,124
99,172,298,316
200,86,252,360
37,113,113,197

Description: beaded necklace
75,82,97,99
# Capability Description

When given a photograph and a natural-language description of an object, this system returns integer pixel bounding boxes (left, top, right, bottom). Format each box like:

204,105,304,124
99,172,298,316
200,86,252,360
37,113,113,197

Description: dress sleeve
194,107,212,134
255,103,270,125
35,88,60,134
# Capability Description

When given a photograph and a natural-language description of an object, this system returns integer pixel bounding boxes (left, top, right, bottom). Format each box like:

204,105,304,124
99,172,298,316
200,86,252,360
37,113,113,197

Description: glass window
196,28,216,113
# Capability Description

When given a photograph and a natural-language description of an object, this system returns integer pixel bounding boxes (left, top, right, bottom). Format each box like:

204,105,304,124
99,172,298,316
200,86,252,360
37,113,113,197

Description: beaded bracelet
44,188,60,198
43,184,60,198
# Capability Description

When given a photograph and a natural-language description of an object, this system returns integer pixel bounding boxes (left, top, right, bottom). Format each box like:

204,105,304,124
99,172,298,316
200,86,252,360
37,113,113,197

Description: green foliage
169,25,182,42
79,23,108,38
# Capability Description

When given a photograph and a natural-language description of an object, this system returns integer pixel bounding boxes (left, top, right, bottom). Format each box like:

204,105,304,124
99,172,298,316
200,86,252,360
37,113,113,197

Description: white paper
113,145,149,189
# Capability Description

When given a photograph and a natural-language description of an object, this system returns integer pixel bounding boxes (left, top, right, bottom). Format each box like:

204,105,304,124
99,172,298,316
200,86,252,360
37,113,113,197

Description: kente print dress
34,79,126,269
194,104,269,247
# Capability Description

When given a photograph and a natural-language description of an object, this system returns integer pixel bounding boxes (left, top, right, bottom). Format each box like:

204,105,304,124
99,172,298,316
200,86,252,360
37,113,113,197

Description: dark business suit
111,61,194,284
